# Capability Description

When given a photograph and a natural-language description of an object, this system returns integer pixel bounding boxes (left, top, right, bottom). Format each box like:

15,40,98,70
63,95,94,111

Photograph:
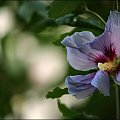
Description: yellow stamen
98,62,116,72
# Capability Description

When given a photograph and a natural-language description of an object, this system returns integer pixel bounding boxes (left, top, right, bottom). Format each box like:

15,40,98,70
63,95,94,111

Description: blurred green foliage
48,0,82,18
0,0,119,119
57,99,99,119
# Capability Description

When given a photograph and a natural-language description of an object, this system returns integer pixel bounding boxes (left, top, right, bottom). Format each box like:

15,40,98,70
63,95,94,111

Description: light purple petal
62,31,108,70
88,11,120,59
91,70,110,96
66,47,97,70
75,87,96,99
66,73,96,84
105,10,120,56
114,71,120,85
65,73,96,99
110,29,120,56
88,48,108,63
88,31,116,60
61,31,96,55
89,31,110,53
66,46,109,71
106,11,120,31
61,31,95,48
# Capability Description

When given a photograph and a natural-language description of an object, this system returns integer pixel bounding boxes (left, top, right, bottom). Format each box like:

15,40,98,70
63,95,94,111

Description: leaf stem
115,84,120,120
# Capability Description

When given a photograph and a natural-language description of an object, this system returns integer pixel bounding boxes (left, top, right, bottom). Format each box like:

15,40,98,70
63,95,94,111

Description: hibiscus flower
61,11,120,99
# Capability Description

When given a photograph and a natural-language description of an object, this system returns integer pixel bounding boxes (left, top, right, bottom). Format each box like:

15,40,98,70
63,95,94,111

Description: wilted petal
65,73,96,99
91,70,110,96
66,47,97,70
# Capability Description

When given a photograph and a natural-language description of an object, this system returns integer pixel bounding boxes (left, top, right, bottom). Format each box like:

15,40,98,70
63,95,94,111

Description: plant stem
115,84,120,120
115,0,119,118
116,0,119,10
83,2,106,25
86,9,106,25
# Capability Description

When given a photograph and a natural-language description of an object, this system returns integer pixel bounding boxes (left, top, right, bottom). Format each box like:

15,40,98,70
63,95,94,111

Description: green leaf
48,0,82,18
46,87,68,99
55,10,105,30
